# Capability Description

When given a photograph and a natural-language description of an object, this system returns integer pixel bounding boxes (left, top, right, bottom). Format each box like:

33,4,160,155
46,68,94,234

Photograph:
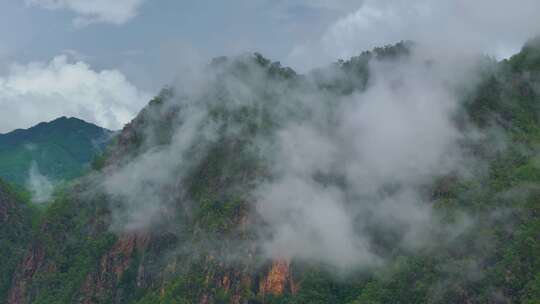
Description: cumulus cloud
0,55,151,133
287,0,540,70
280,0,362,12
25,0,145,27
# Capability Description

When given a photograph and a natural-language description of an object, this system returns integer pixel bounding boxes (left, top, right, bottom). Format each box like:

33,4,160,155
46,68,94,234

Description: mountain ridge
3,40,540,303
0,116,114,189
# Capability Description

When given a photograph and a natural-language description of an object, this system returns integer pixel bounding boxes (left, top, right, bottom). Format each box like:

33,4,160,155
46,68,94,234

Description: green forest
2,38,540,304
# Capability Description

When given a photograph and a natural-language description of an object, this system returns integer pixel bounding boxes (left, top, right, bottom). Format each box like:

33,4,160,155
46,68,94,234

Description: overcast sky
0,0,539,132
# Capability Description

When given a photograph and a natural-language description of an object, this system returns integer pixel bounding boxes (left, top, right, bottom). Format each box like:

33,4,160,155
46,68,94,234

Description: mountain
3,39,540,304
0,179,31,302
0,117,113,189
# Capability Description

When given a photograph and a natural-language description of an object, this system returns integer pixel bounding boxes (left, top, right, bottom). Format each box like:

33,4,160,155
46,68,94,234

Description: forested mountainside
0,179,32,301
0,116,112,188
3,38,540,304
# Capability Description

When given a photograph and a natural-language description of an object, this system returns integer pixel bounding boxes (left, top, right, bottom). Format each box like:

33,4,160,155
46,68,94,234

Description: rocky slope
0,179,32,302
4,39,540,303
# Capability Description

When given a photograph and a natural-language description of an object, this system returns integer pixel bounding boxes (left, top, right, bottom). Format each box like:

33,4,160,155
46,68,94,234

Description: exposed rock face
198,258,298,304
201,266,253,304
259,260,298,299
78,234,150,304
0,181,32,304
7,243,47,304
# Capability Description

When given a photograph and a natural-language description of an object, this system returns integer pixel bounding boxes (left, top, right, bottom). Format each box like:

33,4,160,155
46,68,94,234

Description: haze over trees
1,38,540,303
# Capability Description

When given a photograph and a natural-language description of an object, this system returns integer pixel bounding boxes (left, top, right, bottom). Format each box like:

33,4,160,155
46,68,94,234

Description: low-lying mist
97,42,508,273
26,162,54,204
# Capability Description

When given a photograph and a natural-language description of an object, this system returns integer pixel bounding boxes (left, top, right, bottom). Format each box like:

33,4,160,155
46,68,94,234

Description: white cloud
98,50,483,270
288,0,362,12
26,0,145,27
287,0,540,70
0,55,151,132
26,162,54,203
252,54,475,269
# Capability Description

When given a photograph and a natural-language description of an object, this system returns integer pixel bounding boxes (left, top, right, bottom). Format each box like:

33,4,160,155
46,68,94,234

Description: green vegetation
0,116,113,187
26,189,116,304
4,39,540,303
0,179,33,302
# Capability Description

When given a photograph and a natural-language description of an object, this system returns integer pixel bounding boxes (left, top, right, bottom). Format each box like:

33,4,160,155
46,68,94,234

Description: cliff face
0,181,31,303
259,260,298,298
7,242,47,304
78,234,150,304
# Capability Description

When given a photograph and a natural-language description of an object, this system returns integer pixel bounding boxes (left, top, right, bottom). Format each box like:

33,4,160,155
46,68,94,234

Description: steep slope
6,39,540,304
0,117,113,187
0,179,32,302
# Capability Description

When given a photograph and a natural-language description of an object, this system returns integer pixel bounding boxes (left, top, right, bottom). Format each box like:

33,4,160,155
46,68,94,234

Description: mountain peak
2,116,111,136
0,116,114,186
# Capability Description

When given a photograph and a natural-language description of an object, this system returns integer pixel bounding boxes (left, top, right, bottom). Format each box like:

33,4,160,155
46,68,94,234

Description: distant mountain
0,117,113,187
